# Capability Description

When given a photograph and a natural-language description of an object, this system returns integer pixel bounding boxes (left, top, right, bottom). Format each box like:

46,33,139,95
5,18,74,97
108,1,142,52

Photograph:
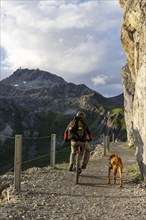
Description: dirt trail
80,142,136,187
0,142,146,220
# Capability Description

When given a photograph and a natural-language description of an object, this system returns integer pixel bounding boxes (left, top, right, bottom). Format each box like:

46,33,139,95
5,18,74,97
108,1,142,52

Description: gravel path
0,143,146,220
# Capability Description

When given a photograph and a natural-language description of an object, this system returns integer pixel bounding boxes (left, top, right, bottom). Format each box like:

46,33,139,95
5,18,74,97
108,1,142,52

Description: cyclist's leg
72,141,83,169
68,141,76,171
81,141,91,168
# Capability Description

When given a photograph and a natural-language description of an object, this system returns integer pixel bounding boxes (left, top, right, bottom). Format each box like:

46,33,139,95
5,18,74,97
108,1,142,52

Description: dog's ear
108,155,112,160
108,154,115,160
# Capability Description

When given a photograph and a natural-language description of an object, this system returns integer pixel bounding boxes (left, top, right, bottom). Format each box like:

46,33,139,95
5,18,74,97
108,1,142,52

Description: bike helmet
76,111,86,119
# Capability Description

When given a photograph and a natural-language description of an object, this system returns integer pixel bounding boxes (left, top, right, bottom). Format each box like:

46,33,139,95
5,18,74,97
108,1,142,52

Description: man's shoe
81,164,86,169
68,164,74,171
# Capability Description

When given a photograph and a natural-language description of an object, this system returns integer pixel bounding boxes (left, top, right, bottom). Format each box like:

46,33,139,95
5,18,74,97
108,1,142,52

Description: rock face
120,0,146,180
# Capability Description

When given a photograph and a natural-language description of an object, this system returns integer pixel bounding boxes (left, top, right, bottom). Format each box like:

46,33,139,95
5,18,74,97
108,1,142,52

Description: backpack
64,117,86,142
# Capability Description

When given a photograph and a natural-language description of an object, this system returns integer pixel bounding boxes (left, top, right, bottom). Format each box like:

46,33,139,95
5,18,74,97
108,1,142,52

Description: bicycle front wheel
75,153,80,184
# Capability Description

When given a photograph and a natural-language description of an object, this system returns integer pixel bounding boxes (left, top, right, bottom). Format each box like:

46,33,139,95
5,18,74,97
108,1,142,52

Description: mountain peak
2,68,67,86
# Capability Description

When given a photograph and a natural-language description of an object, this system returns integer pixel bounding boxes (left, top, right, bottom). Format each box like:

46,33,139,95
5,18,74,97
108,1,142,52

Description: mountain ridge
0,68,126,170
1,68,122,112
1,68,123,100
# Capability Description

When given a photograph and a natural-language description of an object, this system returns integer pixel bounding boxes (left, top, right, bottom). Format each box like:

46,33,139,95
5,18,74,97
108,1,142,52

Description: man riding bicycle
64,111,92,171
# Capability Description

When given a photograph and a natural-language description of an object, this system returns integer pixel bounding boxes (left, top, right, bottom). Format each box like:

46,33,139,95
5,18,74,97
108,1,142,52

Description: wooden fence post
106,136,110,151
103,135,110,155
50,134,56,167
112,133,115,142
103,134,106,156
100,134,103,144
14,135,22,190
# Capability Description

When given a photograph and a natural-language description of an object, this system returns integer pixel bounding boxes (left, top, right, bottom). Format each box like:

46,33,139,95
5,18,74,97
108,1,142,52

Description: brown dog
108,154,123,187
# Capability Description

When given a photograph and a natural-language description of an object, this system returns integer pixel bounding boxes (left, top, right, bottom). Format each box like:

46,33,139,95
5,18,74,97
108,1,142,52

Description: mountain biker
64,111,92,171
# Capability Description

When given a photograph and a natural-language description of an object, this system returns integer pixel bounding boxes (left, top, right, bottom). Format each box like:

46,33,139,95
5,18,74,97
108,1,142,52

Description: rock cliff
120,0,146,180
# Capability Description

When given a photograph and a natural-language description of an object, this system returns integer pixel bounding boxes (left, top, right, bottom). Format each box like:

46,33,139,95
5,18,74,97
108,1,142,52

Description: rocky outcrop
121,64,135,145
120,0,146,180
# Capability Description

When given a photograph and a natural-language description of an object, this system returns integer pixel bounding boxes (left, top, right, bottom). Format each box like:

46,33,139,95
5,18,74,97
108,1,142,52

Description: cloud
91,74,111,86
1,0,126,97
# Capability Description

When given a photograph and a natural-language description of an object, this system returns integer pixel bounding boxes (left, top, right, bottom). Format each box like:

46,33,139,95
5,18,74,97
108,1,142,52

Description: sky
0,0,126,97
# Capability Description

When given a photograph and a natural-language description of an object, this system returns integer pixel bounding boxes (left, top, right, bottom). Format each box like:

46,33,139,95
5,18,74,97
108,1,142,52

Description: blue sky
0,0,126,97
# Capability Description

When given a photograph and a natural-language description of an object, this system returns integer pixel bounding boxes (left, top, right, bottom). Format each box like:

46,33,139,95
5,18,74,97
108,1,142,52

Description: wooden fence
14,134,56,190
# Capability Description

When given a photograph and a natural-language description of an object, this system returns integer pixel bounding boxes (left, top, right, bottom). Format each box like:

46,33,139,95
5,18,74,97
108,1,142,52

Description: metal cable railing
22,153,50,164
0,133,65,189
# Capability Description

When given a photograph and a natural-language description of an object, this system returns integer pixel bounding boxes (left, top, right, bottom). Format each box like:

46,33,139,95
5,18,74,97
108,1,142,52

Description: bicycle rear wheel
75,153,80,184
